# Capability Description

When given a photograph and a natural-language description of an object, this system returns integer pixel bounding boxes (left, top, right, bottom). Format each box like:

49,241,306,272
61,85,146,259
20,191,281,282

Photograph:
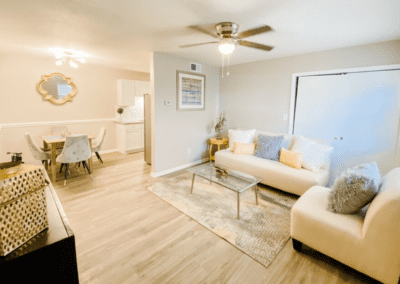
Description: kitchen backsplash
117,96,144,122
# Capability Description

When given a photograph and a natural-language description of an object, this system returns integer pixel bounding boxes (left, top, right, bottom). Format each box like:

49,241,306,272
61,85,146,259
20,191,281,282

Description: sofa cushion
228,129,256,151
254,130,296,149
328,162,381,214
279,148,303,170
254,134,287,161
215,149,329,196
291,135,333,172
233,141,256,155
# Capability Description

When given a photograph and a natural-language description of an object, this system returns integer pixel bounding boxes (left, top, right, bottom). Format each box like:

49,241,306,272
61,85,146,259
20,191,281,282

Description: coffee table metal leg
237,192,240,219
255,184,258,205
191,174,195,194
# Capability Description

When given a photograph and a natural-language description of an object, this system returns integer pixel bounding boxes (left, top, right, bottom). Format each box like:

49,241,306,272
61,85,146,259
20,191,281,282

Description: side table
209,138,229,162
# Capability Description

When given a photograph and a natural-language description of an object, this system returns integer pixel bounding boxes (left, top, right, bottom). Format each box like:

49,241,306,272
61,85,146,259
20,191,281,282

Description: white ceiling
1,0,399,73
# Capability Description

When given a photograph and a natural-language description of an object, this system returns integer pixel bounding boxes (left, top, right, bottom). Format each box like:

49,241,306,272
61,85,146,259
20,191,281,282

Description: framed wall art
176,71,206,111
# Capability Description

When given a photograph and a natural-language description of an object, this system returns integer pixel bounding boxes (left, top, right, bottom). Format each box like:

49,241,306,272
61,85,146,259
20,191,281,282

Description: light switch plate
283,114,288,121
165,100,171,106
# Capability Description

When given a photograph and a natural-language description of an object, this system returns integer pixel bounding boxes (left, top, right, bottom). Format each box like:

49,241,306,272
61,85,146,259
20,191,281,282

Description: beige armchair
291,168,400,284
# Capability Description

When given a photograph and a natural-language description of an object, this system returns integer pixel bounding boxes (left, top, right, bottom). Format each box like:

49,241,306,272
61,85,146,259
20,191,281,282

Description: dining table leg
50,143,57,183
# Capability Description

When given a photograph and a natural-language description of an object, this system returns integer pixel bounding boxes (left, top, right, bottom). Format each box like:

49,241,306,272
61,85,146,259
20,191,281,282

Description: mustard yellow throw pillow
233,141,256,155
279,148,303,169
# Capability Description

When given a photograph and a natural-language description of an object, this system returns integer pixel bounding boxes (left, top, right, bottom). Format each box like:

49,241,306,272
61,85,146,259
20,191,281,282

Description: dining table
42,134,94,183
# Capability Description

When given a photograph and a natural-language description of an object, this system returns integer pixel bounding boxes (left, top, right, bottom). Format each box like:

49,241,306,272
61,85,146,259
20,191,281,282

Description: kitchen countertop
116,120,144,124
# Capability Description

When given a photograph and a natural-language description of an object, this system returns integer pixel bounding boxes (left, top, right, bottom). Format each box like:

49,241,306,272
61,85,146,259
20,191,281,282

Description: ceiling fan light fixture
218,38,235,55
69,59,78,68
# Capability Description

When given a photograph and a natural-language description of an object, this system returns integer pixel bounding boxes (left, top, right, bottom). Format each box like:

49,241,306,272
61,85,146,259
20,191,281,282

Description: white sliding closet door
294,70,400,186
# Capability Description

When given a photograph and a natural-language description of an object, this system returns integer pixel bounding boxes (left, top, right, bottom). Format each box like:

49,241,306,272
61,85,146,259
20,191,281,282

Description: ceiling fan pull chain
227,54,230,76
221,54,224,78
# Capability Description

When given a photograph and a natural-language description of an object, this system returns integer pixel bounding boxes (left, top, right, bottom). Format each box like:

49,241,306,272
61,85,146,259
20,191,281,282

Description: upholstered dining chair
25,132,51,166
92,127,106,166
56,135,93,186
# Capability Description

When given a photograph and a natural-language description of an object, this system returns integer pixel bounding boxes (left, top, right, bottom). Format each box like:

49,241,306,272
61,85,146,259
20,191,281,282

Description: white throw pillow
228,129,256,151
291,135,333,172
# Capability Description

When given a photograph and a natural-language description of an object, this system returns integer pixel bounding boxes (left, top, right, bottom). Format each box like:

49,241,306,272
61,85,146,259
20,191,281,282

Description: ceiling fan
180,22,273,55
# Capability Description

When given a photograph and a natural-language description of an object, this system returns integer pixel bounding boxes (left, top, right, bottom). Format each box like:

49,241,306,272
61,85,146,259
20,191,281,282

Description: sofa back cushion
233,141,256,155
255,130,295,148
254,130,331,170
291,135,334,172
254,135,287,161
228,129,256,151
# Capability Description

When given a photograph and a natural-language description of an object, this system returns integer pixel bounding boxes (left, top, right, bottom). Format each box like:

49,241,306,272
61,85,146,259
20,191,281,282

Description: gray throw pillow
328,162,381,214
254,135,288,161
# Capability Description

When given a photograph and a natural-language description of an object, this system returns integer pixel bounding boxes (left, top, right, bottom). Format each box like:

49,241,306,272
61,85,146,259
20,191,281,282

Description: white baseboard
151,158,209,178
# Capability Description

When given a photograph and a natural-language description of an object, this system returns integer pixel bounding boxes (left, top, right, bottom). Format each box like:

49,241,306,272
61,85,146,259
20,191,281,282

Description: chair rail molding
0,118,116,129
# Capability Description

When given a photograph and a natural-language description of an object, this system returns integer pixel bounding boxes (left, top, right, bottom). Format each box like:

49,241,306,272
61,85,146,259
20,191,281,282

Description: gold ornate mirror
37,73,77,105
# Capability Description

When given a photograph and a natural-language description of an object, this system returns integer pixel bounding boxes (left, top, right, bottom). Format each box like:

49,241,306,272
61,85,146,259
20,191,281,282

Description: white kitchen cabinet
117,79,136,106
117,123,144,154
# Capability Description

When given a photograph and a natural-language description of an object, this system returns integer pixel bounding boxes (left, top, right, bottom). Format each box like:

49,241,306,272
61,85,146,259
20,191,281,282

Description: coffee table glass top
187,163,262,193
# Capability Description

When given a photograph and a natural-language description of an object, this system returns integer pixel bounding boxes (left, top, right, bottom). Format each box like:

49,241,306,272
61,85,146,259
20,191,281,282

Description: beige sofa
215,130,331,196
291,167,400,284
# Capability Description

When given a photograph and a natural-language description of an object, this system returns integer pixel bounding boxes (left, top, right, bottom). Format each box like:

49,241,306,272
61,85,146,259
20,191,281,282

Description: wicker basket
0,164,49,256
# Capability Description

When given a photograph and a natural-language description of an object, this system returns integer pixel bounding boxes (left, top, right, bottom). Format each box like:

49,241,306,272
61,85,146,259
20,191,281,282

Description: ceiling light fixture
218,38,236,78
69,60,78,68
218,38,236,55
49,48,88,68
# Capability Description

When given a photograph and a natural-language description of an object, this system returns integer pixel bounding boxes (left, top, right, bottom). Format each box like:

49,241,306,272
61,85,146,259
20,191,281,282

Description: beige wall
219,39,400,133
152,53,219,174
0,52,149,162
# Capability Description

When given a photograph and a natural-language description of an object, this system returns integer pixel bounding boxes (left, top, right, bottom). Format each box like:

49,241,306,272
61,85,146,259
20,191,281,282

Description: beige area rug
147,172,298,268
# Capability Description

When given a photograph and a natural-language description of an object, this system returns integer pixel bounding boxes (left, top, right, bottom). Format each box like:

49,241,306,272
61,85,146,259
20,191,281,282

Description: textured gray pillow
254,135,288,161
328,162,381,214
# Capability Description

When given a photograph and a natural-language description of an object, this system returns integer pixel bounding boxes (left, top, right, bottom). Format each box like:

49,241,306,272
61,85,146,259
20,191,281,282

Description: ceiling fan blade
237,25,272,39
188,25,220,39
179,41,219,48
238,40,273,51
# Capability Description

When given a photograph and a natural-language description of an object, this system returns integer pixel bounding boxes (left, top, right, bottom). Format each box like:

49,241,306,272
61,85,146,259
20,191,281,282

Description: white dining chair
25,132,51,166
57,135,93,186
92,127,106,166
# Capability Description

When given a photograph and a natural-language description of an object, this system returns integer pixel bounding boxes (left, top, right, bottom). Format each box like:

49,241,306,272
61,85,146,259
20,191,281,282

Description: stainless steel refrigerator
144,93,151,165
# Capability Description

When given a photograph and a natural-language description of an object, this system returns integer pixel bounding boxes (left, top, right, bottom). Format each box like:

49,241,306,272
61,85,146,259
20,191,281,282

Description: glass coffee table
187,163,263,219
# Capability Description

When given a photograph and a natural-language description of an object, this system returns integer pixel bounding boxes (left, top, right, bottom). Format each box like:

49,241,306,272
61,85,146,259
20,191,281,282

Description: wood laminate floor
53,152,379,284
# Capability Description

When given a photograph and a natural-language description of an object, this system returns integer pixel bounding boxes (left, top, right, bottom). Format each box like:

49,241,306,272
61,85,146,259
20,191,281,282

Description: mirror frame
37,72,77,105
